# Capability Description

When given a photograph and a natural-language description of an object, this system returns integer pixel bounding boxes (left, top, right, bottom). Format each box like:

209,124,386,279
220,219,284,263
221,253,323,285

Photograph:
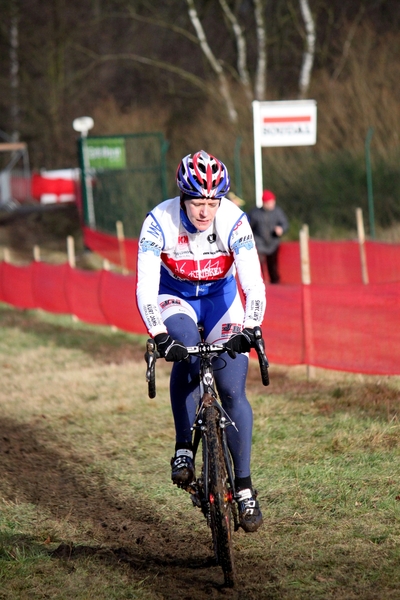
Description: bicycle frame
144,326,269,587
186,342,238,519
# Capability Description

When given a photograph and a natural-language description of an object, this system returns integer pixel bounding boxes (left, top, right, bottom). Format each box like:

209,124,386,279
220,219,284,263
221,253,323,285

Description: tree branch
332,5,366,81
186,0,238,123
73,45,210,92
124,7,200,46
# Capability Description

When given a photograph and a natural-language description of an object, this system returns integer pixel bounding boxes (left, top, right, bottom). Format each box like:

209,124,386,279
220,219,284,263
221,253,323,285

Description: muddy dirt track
0,306,278,600
0,409,275,600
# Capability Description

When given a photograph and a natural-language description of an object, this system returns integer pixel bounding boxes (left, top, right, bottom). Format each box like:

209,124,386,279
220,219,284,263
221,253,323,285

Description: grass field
1,303,400,599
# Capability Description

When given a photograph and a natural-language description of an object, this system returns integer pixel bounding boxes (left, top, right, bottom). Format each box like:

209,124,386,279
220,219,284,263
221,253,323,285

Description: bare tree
332,4,366,81
298,0,316,99
218,0,252,102
186,0,238,122
60,1,271,124
253,0,267,101
9,0,20,141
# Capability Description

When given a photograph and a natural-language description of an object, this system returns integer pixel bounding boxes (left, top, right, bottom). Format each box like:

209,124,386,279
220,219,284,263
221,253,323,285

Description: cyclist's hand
154,333,189,362
224,327,255,357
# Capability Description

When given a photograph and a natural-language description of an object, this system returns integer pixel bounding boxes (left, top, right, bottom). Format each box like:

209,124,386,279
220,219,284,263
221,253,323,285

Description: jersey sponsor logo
189,260,224,279
139,238,161,256
233,219,243,231
221,323,242,337
231,235,254,255
143,303,160,328
203,250,229,257
178,234,189,245
207,233,217,243
146,220,162,239
162,254,234,281
160,298,182,309
250,299,264,321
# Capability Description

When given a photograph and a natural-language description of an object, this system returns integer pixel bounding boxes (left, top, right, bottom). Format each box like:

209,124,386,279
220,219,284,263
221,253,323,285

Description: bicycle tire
204,405,236,587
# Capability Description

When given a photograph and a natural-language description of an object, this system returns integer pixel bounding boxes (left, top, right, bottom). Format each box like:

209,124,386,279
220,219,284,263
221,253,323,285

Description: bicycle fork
188,395,239,531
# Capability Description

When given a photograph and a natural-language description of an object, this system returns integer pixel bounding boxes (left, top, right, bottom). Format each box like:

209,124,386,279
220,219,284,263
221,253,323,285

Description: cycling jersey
136,196,266,337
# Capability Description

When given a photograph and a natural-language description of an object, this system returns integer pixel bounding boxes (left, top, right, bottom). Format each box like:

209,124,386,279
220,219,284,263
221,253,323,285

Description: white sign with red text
255,100,317,147
252,99,317,205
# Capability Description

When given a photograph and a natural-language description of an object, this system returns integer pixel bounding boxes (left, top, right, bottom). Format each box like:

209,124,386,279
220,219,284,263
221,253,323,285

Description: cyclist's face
185,198,220,231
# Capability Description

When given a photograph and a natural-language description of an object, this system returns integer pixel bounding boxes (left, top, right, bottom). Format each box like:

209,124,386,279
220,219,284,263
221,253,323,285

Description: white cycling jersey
136,196,266,337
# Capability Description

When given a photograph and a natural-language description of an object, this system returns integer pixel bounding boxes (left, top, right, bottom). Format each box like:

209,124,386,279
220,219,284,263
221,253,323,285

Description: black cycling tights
165,313,253,479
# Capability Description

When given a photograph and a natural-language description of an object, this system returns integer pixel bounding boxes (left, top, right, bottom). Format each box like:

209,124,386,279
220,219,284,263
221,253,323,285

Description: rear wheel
205,405,236,587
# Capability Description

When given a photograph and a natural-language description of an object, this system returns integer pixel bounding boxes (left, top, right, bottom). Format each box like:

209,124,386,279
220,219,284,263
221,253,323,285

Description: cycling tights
165,313,253,479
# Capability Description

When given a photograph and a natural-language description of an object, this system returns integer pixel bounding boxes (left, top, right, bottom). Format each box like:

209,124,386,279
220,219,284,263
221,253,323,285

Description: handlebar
144,338,157,399
253,326,270,386
186,343,226,356
144,325,269,398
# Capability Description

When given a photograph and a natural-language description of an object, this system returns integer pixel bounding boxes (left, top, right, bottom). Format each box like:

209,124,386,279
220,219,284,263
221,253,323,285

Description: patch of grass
1,303,400,598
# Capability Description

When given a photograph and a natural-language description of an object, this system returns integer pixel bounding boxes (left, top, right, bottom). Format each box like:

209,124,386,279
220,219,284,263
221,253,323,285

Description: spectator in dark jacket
248,189,289,284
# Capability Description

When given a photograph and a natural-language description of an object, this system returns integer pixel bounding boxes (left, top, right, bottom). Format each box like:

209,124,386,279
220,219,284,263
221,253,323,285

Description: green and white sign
85,137,126,169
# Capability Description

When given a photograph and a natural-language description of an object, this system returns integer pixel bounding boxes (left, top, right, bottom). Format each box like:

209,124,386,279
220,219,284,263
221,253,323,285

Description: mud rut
1,366,274,600
0,208,277,597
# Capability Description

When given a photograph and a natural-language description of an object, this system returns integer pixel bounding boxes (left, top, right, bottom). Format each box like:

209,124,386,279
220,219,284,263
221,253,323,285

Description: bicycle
144,325,269,587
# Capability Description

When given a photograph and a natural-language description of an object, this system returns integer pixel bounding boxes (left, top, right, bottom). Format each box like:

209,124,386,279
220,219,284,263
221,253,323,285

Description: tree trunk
218,0,252,102
298,0,315,99
253,0,267,101
186,0,238,123
9,0,20,142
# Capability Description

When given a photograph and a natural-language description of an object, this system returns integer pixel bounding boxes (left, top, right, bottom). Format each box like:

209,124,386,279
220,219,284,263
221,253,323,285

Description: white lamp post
73,116,95,228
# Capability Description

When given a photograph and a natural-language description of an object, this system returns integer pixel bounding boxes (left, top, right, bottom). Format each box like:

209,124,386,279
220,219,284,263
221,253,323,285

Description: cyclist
136,150,266,533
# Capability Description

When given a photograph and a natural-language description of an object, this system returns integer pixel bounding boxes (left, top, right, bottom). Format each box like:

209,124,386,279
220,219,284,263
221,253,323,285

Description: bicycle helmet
176,150,230,199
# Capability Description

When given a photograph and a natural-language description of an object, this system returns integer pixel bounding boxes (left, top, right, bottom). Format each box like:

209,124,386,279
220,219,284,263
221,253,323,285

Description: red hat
262,189,276,202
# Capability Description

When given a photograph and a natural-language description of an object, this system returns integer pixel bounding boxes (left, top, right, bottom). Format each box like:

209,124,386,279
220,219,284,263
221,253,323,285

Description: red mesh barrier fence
124,239,138,274
278,242,301,284
262,284,304,365
83,227,138,273
1,259,400,375
366,242,400,283
99,270,146,334
279,240,400,284
65,267,108,325
32,262,71,313
0,263,36,309
303,282,400,375
83,228,121,267
83,229,400,284
309,241,363,284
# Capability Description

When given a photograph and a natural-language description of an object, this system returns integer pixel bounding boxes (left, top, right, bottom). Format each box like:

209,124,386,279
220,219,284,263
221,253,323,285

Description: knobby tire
204,405,236,587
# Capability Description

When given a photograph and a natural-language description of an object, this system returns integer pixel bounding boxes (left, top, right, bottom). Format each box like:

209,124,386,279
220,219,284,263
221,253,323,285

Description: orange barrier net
1,258,399,375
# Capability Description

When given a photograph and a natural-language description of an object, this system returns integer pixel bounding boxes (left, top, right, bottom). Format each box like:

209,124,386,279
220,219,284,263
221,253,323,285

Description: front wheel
204,405,236,587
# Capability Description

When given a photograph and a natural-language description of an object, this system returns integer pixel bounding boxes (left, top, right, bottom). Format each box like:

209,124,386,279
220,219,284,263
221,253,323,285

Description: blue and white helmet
176,150,230,199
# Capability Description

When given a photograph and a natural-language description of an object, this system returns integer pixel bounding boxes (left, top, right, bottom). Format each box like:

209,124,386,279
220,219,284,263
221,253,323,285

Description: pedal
187,483,202,508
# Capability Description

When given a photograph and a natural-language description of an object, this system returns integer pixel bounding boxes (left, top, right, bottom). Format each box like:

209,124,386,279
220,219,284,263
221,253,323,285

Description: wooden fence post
67,236,76,268
299,224,315,379
356,207,369,285
300,224,311,285
33,245,41,262
67,236,78,321
116,220,128,275
3,247,11,263
103,258,117,331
